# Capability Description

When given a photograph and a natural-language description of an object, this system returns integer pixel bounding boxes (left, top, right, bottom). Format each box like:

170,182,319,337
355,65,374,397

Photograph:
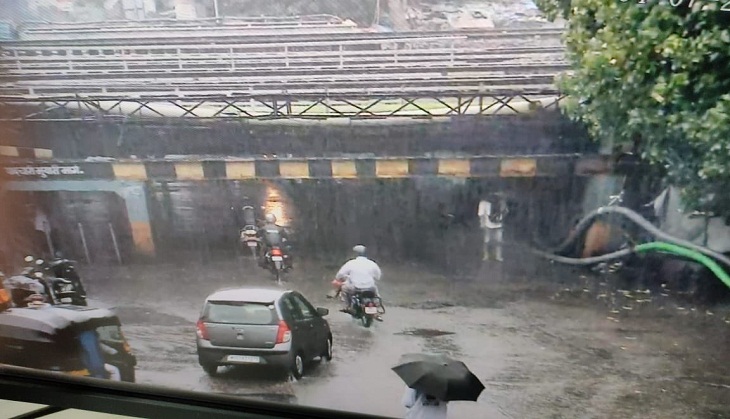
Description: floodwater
82,258,730,418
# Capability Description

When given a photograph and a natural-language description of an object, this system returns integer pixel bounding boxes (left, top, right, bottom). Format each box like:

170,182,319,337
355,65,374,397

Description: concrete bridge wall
0,170,589,271
9,111,592,159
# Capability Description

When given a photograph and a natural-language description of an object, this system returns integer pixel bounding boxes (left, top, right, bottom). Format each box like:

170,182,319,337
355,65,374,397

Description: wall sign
4,165,85,178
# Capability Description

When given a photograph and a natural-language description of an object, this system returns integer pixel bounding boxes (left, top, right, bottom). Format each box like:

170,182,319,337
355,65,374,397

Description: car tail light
271,247,283,256
196,319,209,340
275,320,291,344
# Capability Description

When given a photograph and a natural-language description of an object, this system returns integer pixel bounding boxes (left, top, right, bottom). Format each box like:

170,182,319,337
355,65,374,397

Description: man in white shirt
335,245,382,313
477,194,508,262
402,386,448,419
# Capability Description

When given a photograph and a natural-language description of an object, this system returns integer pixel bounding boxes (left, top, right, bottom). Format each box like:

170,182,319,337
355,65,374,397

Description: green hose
634,242,730,290
533,240,730,290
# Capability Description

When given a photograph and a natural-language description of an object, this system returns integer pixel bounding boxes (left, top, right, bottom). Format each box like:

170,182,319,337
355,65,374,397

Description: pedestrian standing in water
402,386,448,419
477,193,508,262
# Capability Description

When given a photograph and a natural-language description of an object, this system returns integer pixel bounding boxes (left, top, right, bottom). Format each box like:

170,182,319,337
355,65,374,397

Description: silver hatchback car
195,287,332,378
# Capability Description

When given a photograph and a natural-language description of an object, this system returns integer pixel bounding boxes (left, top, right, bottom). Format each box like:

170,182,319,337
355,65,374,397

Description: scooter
239,206,260,258
240,226,260,259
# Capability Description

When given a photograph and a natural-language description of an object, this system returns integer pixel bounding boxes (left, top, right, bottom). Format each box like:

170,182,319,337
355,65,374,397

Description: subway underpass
0,10,728,419
2,152,729,419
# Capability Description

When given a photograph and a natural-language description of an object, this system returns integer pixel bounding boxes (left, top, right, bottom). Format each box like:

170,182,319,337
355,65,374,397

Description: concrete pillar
387,0,410,31
117,185,155,256
174,0,197,19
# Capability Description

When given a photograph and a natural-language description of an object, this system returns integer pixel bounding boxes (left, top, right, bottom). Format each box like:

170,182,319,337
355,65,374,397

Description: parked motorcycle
329,279,385,328
46,256,87,305
18,258,87,306
238,206,260,258
240,226,260,259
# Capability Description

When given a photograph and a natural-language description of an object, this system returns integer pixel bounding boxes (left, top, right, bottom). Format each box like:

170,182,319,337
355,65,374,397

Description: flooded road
82,259,730,418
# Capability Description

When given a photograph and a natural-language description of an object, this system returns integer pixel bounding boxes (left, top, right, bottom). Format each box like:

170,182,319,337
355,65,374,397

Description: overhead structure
0,26,567,122
0,90,563,122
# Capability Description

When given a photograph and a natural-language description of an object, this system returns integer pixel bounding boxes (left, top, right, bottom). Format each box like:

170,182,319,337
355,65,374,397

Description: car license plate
364,307,378,314
226,355,261,364
60,297,72,304
247,242,257,247
271,256,283,261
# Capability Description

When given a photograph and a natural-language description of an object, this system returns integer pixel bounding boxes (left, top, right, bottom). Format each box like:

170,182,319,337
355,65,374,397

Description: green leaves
537,0,730,217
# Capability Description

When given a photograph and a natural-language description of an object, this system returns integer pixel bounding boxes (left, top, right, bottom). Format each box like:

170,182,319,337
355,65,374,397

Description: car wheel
290,352,304,379
321,337,333,361
201,362,218,376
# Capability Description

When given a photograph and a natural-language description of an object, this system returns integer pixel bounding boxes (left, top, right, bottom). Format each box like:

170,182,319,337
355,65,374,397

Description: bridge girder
0,90,564,122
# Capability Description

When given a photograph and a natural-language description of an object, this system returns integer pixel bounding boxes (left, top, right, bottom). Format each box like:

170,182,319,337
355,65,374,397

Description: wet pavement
82,258,730,418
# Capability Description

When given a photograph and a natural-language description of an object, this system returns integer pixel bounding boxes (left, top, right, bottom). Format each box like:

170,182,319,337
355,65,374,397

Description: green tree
536,0,730,217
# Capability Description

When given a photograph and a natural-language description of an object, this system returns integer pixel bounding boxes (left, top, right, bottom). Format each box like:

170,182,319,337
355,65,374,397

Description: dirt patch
114,306,190,326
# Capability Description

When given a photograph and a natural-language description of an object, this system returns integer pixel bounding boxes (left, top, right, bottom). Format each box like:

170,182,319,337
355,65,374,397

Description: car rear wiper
9,406,67,419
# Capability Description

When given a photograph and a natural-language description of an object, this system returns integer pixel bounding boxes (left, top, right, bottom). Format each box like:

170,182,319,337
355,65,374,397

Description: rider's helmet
265,213,277,224
353,245,367,257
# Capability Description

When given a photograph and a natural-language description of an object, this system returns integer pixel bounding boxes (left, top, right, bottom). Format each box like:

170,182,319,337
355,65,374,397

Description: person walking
402,386,448,419
477,193,508,262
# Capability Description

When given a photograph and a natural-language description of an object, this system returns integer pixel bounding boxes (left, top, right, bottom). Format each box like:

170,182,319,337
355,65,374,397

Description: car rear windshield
204,301,277,325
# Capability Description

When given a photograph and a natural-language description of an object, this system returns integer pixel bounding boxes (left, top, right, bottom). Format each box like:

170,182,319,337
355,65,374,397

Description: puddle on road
114,305,189,326
396,328,455,337
397,301,455,310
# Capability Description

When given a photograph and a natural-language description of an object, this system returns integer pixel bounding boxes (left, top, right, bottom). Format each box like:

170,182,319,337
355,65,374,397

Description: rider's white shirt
336,256,381,289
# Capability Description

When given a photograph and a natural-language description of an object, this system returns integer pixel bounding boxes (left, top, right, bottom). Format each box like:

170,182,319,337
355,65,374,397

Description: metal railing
1,27,564,47
15,15,352,41
0,45,565,79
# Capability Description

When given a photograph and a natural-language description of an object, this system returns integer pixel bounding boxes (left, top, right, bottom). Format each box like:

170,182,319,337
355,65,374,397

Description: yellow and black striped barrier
0,155,611,181
0,145,53,159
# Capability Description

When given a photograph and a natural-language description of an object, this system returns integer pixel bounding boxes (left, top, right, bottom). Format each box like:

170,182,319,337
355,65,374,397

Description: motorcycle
19,258,87,306
263,245,290,284
240,225,260,259
239,205,260,259
45,256,87,305
330,279,385,328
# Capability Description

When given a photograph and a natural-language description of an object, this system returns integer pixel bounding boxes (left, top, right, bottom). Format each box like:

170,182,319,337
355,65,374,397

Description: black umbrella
392,353,484,402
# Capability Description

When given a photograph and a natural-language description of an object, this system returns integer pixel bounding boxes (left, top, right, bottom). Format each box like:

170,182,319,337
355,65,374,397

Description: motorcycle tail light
271,248,283,256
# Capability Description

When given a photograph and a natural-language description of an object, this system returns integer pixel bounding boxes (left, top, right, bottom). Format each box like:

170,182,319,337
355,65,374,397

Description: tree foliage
536,0,730,217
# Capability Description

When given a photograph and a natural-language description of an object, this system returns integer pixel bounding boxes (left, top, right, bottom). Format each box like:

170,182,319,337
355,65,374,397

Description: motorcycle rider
335,245,382,317
257,213,293,270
